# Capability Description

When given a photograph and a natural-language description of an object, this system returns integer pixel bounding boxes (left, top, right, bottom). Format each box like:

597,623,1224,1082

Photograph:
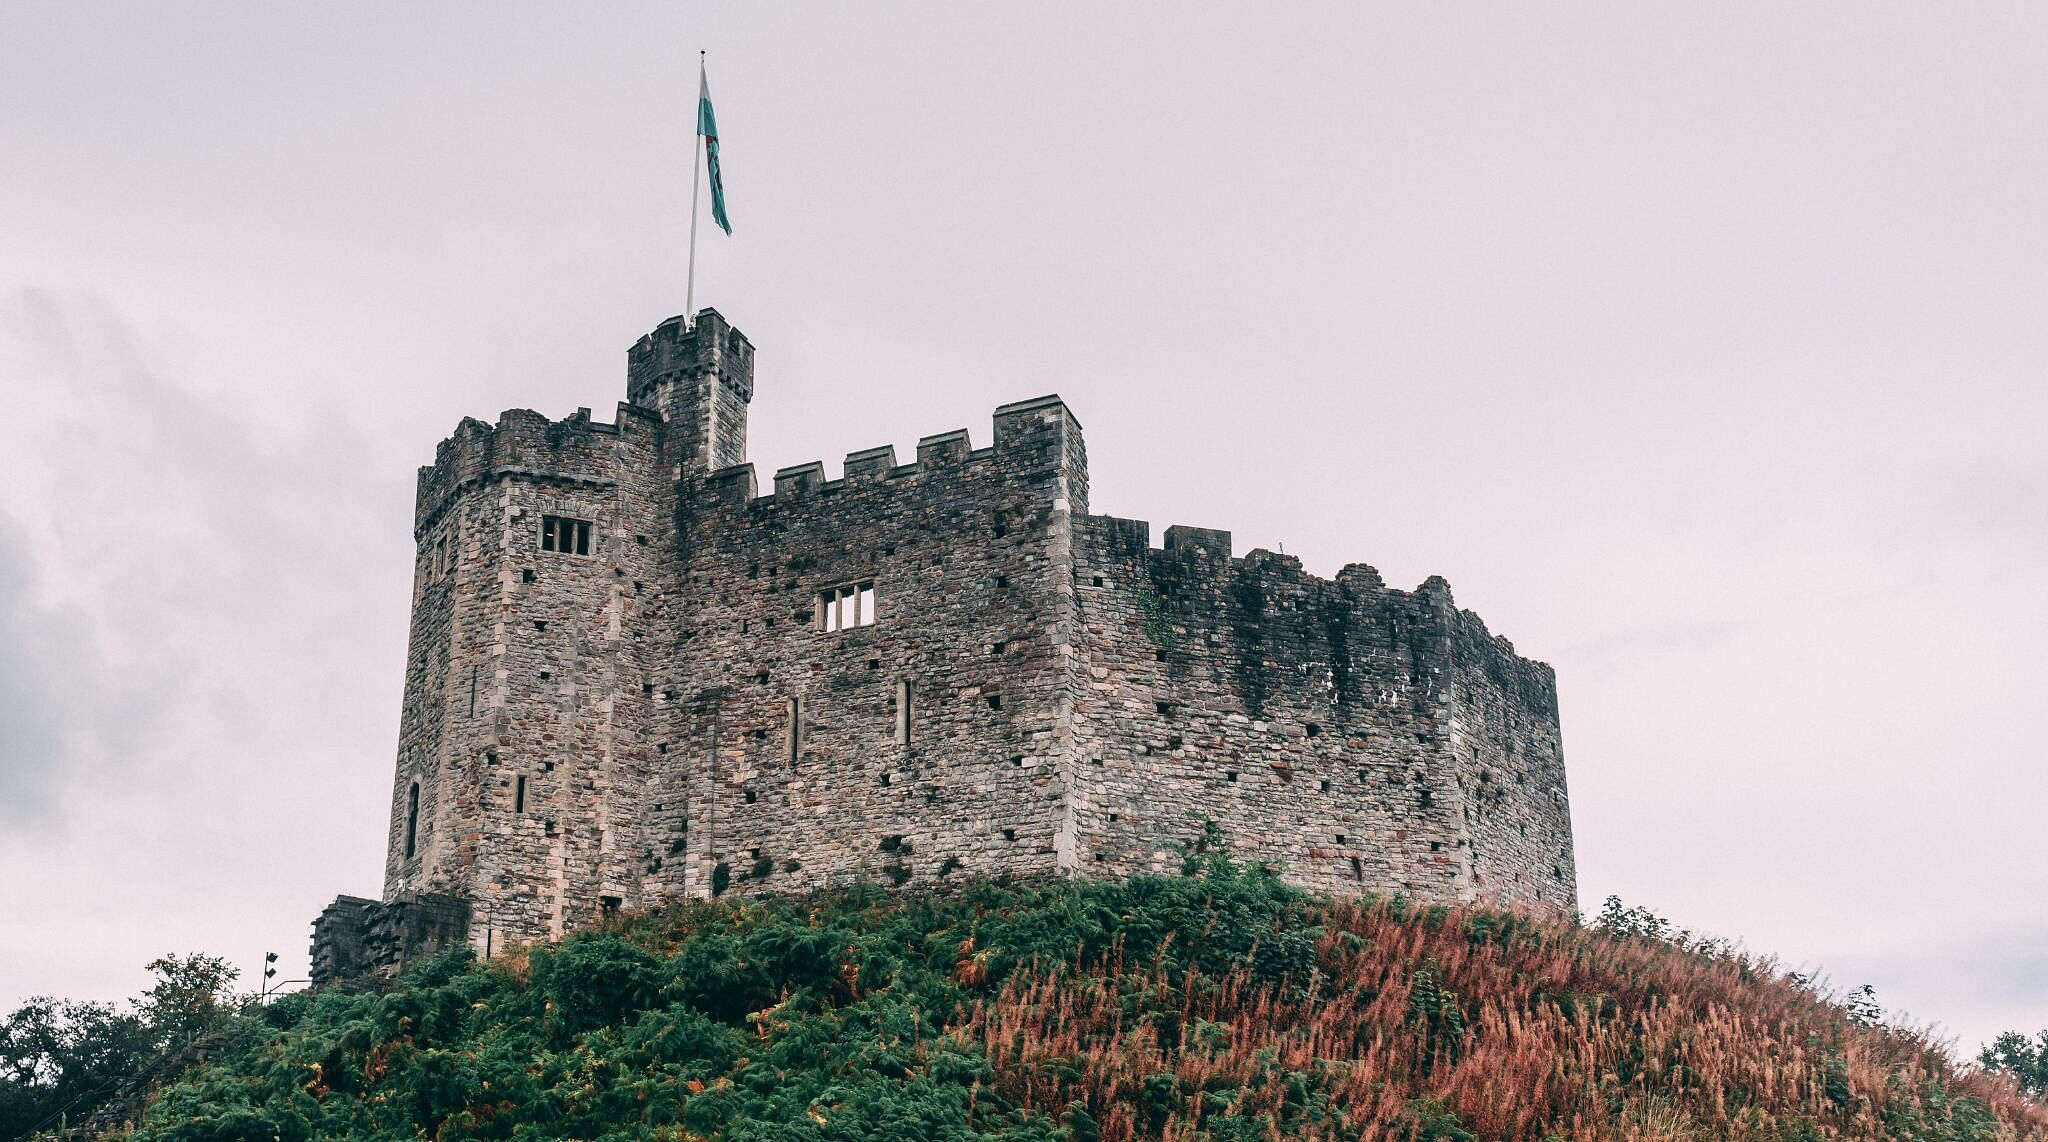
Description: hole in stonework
534,620,547,631
743,790,757,804
1553,865,1565,879
1351,856,1365,881
1306,723,1320,737
656,743,668,754
986,694,1002,711
994,576,1008,588
765,618,775,628
868,658,880,670
1319,779,1331,792
643,683,654,695
1010,756,1024,767
633,581,644,593
1092,575,1104,587
403,782,419,858
1166,735,1182,749
1155,701,1173,715
1419,790,1434,808
1090,757,1104,766
757,671,770,684
879,773,891,787
741,620,748,633
1155,649,1167,661
1225,771,1239,782
1335,833,1347,845
664,690,676,700
545,818,558,834
615,568,625,577
748,564,760,579
1094,852,1105,861
602,895,621,914
542,761,555,772
539,671,551,681
514,775,527,813
485,750,498,765
992,641,1006,655
1108,813,1119,822
1430,841,1443,852
993,510,1007,538
521,568,536,583
1357,769,1370,783
1002,828,1017,841
751,728,767,740
636,535,648,545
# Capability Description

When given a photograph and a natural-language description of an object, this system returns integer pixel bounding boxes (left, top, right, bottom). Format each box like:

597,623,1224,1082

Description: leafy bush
106,865,2047,1141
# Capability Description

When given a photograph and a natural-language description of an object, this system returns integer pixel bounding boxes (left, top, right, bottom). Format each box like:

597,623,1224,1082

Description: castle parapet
706,463,758,505
414,404,656,536
843,445,897,482
1163,524,1232,563
916,429,972,469
773,462,826,498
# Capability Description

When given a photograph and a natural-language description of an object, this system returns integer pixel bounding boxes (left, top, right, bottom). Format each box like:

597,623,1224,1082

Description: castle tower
373,313,746,951
314,308,1574,987
627,308,754,474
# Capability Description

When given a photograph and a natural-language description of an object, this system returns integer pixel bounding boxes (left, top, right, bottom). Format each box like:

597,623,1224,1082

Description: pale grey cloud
0,1,2041,1056
0,516,106,824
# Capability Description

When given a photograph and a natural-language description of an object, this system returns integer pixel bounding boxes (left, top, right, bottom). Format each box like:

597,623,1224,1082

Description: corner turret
627,308,754,473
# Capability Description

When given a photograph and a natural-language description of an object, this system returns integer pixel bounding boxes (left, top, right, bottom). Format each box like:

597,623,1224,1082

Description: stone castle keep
311,309,1576,983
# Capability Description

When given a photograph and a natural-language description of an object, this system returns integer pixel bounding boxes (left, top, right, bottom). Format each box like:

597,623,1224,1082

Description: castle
310,309,1577,984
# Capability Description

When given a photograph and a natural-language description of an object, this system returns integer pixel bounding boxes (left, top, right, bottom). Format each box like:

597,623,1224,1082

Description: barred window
816,581,876,631
540,515,591,555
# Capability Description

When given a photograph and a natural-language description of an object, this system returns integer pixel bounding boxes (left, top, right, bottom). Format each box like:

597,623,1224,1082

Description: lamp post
257,951,307,1002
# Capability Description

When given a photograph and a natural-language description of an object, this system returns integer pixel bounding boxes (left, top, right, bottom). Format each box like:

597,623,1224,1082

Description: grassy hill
114,844,2045,1140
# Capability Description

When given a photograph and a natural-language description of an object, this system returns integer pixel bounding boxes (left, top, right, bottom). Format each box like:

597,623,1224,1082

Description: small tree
1979,1029,2048,1098
136,954,239,1048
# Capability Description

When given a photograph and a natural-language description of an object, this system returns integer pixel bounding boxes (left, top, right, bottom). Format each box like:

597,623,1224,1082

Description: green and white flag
699,66,731,235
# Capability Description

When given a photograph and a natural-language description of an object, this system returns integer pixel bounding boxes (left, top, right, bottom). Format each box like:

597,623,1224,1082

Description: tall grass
121,857,2044,1140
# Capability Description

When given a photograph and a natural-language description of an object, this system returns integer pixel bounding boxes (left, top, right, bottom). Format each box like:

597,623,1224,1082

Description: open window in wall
895,679,913,746
404,781,421,859
816,580,877,631
540,515,592,556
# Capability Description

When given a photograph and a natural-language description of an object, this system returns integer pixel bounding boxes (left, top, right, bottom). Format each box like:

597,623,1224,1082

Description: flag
699,67,732,235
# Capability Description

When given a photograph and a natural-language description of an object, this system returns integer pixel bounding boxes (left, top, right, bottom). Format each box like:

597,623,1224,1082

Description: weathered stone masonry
312,309,1576,983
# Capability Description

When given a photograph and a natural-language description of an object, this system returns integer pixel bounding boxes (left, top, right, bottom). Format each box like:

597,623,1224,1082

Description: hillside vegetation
109,842,2046,1140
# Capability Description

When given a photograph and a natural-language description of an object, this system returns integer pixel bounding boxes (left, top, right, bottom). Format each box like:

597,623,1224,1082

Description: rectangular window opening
540,515,593,556
514,774,527,814
817,581,877,631
896,679,913,746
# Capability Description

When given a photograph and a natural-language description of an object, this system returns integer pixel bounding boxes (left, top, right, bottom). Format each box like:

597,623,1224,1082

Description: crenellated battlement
692,395,1086,520
413,402,660,538
315,309,1574,983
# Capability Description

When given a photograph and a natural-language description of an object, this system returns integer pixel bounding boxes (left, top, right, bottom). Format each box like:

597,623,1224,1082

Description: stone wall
641,395,1091,902
309,893,471,989
317,308,1576,983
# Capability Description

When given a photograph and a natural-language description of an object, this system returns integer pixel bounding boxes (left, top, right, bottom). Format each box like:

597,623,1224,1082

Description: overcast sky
1,3,2042,1055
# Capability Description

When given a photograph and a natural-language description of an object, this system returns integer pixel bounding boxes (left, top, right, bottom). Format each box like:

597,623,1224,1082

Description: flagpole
685,51,704,329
